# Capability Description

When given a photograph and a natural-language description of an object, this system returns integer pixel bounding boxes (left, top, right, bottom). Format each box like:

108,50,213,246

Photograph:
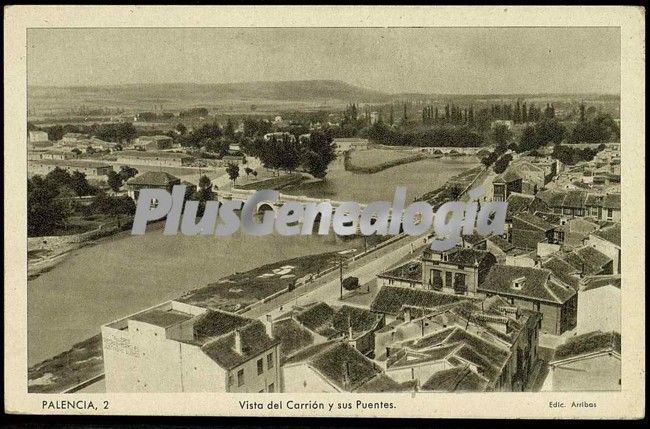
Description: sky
27,27,620,94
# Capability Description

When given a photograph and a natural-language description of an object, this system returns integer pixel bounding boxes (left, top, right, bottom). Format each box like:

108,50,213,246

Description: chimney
348,325,353,340
404,308,412,322
234,329,242,354
343,362,351,387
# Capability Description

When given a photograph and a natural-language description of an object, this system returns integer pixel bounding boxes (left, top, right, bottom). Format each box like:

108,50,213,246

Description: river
27,156,479,366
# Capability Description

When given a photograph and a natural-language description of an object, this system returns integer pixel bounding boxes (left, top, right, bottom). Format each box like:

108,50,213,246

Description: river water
27,156,478,366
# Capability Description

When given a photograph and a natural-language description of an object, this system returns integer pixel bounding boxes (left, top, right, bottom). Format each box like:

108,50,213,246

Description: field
347,148,421,169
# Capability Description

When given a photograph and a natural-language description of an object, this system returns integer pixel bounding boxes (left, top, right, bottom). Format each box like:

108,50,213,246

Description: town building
28,150,77,161
544,331,620,391
272,302,384,357
585,223,621,274
478,264,577,335
510,212,557,250
421,247,497,295
125,171,194,200
492,160,546,202
281,340,404,393
577,276,621,334
28,159,113,178
332,138,369,153
116,150,194,167
372,292,541,392
61,132,88,144
533,189,621,222
134,135,175,151
377,260,423,289
102,300,281,393
29,130,49,143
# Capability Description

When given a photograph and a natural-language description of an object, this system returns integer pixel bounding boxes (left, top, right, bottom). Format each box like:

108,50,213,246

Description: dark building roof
487,235,516,253
592,224,621,247
292,302,382,340
201,319,279,370
130,308,194,328
284,341,384,391
582,275,621,292
422,247,495,267
271,318,315,359
127,171,181,187
506,192,535,218
542,256,581,290
119,150,191,159
552,331,621,362
602,194,621,210
378,261,422,283
370,286,472,317
513,212,556,231
479,265,576,305
421,366,489,392
564,246,613,275
193,310,251,341
30,159,111,168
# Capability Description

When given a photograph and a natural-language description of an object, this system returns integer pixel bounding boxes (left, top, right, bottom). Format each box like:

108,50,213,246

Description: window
267,352,274,369
607,209,613,219
228,374,234,386
268,383,275,393
257,358,264,375
237,369,245,387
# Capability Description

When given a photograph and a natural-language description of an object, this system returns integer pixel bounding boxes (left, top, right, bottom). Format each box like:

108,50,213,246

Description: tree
69,171,96,196
300,130,337,178
493,154,513,174
226,163,240,185
107,170,123,192
27,176,67,236
447,184,464,200
244,167,254,177
118,165,139,181
492,124,512,155
176,123,187,135
71,148,82,156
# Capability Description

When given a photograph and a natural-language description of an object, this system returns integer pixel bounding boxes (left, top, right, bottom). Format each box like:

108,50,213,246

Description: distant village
27,101,622,393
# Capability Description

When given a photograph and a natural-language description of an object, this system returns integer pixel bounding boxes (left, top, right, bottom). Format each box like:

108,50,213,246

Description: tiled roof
127,171,181,187
564,246,613,275
193,310,251,341
479,265,576,305
506,192,535,218
592,224,621,247
378,261,422,282
201,319,279,370
602,194,621,210
487,235,516,253
355,374,412,393
294,302,335,333
370,286,472,316
331,305,383,337
284,341,383,391
552,331,621,362
513,212,556,231
29,159,111,168
271,318,315,359
582,275,621,292
542,256,581,290
421,366,489,392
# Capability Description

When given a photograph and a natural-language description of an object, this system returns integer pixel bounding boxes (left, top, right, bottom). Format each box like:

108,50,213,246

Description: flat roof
130,308,194,328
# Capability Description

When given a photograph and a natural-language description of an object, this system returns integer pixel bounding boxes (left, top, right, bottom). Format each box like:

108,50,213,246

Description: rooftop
127,171,181,187
370,286,473,317
129,308,194,328
592,224,621,247
378,261,422,283
421,366,489,392
118,150,192,159
479,265,576,305
552,331,621,362
29,159,111,168
512,212,556,231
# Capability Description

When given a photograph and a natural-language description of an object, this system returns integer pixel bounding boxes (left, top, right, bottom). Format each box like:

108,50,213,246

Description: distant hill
29,80,391,104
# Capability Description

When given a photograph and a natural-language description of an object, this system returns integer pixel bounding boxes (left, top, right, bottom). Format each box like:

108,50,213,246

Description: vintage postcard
4,5,645,419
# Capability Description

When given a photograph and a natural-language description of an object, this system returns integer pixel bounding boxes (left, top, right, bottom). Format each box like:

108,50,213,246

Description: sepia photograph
4,6,645,419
